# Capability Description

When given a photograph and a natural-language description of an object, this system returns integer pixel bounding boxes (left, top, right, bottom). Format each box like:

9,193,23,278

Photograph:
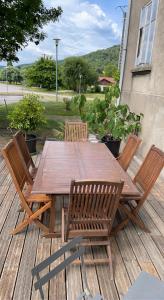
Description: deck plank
124,223,159,277
116,230,141,284
93,243,120,300
31,237,51,300
0,194,24,276
12,224,40,300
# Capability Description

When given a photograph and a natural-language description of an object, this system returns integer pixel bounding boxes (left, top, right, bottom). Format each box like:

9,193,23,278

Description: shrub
8,94,46,133
63,97,72,111
83,83,143,140
72,94,87,116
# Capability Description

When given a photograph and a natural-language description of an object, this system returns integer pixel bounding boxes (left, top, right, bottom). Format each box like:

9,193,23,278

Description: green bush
83,83,144,140
8,94,46,133
72,94,87,116
63,97,72,111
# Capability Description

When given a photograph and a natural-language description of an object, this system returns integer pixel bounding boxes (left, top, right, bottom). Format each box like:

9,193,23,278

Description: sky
11,0,128,65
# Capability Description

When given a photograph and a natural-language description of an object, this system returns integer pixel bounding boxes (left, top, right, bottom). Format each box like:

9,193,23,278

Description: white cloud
17,0,122,64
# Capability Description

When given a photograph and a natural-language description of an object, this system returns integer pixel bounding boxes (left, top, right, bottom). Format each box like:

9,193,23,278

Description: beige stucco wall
121,0,164,159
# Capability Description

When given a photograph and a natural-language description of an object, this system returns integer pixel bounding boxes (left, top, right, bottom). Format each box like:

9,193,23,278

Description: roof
98,77,115,84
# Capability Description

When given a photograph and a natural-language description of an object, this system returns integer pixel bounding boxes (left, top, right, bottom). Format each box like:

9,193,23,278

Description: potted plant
83,84,143,157
8,94,46,153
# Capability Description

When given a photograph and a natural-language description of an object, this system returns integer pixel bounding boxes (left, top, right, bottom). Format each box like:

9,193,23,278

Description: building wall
121,0,164,158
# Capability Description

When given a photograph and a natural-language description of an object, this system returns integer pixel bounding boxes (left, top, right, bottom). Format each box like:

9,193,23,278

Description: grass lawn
43,101,79,116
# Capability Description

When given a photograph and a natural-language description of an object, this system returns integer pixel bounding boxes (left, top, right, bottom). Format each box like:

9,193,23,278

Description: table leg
43,195,61,238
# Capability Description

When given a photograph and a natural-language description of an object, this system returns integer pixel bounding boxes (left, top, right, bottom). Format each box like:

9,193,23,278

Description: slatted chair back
64,122,88,142
2,140,32,195
118,135,142,171
134,145,164,198
66,180,124,237
13,131,35,169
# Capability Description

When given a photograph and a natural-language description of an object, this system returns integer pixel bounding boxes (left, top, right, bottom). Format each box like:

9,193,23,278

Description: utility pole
79,74,82,95
53,38,61,101
5,65,9,94
117,6,127,71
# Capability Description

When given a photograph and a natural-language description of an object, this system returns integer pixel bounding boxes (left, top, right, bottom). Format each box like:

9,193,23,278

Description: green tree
24,56,60,89
104,63,118,77
62,57,97,92
0,1,62,62
0,69,3,81
1,65,23,84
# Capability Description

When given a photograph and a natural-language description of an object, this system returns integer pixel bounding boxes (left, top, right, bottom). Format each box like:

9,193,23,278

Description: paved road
0,83,72,104
0,83,24,93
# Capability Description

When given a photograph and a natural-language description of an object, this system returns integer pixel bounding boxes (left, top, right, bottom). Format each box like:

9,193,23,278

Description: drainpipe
118,0,132,104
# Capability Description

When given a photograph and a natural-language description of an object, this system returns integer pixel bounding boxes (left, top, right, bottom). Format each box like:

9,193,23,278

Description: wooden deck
0,155,164,300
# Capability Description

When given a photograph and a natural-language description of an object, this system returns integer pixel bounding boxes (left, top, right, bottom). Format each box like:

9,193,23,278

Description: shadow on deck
0,156,164,300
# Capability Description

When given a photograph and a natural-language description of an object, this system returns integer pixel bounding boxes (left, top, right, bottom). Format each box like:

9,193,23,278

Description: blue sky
14,0,128,65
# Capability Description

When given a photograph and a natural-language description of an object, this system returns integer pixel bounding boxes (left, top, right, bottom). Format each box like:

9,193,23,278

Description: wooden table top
32,141,140,196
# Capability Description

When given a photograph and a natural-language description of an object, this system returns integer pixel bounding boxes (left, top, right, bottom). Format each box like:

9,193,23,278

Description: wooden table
32,141,140,237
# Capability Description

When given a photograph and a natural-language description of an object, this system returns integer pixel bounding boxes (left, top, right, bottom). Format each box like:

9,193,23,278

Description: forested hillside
82,45,120,73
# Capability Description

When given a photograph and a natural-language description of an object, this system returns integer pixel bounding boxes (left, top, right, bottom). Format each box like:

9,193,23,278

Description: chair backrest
2,140,32,195
64,122,88,142
67,180,124,233
118,135,142,171
134,145,164,197
13,131,34,169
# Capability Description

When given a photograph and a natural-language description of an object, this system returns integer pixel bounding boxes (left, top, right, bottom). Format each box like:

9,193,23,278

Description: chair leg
112,204,150,234
112,218,129,235
106,241,113,280
121,204,150,233
12,202,51,235
61,208,65,243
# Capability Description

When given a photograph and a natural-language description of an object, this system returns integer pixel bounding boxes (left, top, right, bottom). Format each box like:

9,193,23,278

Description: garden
0,81,143,156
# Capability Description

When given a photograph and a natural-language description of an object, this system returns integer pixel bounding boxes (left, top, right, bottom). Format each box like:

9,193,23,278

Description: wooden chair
64,122,88,142
114,145,164,233
2,140,52,235
13,131,37,179
117,135,142,171
62,180,124,279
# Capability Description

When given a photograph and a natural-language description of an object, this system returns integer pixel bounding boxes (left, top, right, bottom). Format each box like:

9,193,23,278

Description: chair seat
24,185,51,202
68,221,109,237
27,193,51,203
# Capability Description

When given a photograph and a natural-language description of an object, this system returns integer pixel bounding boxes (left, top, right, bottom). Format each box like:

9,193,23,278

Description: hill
82,45,120,73
59,45,120,74
3,45,120,74
17,63,32,69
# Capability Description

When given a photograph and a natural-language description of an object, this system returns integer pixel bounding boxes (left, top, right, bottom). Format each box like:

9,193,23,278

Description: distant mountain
2,45,120,74
17,63,32,69
82,45,120,73
0,64,30,69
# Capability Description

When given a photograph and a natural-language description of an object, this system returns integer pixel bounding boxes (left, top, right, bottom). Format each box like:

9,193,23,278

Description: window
136,0,159,66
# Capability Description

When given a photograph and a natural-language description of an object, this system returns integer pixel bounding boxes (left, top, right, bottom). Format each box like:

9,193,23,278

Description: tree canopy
103,62,120,82
0,0,62,62
62,57,97,92
24,56,60,89
104,63,118,77
0,65,23,84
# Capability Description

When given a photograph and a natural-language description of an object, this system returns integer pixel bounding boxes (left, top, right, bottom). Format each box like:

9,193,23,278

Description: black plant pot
101,135,121,158
26,134,37,154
